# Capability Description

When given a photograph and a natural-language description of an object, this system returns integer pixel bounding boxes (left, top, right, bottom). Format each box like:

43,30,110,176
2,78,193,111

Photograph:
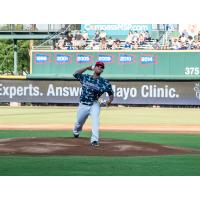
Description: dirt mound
0,137,199,156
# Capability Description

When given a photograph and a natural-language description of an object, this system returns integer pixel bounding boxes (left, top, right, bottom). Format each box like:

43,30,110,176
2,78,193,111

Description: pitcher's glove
98,98,108,107
98,98,111,107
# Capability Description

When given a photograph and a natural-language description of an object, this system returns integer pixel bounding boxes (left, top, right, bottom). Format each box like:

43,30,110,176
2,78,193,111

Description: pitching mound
0,137,200,156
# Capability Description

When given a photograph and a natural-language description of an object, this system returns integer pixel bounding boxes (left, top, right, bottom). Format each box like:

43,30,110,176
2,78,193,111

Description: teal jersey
74,73,113,104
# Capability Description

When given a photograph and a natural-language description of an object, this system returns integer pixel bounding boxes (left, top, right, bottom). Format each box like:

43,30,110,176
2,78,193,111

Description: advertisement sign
1,80,200,105
81,24,152,36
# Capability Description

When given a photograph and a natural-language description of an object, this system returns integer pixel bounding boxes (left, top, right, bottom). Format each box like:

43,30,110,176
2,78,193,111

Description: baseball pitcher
73,61,114,146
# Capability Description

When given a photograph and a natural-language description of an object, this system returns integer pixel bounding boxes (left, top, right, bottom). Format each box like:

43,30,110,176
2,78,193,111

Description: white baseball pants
73,101,100,143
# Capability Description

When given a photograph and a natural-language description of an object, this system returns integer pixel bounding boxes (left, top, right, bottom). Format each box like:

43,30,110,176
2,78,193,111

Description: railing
32,39,157,51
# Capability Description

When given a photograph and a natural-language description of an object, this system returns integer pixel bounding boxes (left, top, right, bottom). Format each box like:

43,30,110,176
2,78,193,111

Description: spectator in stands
94,30,101,42
153,39,161,50
180,33,187,43
144,31,151,41
196,41,200,49
162,42,170,50
192,40,197,49
172,38,180,50
99,30,106,40
107,36,114,49
189,27,196,39
112,39,121,50
99,38,107,50
132,41,139,50
71,37,78,50
57,36,65,49
124,40,132,49
138,33,145,45
181,29,189,38
75,30,83,41
126,31,133,43
53,27,200,51
186,36,194,50
168,39,173,49
75,30,84,49
64,31,74,50
82,30,89,49
82,30,89,41
188,35,193,44
124,31,133,48
64,40,74,50
198,31,200,41
86,40,93,50
90,39,100,50
66,31,73,44
54,42,59,50
178,40,187,50
132,31,139,43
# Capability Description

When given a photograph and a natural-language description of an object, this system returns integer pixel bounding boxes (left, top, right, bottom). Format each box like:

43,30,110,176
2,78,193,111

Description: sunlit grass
0,106,200,125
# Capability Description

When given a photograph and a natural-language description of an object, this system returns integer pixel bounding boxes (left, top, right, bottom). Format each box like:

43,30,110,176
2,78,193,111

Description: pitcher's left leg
90,102,100,143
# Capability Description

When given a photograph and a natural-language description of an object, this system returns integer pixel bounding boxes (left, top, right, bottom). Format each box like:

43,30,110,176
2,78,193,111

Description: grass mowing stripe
0,155,200,176
1,107,200,125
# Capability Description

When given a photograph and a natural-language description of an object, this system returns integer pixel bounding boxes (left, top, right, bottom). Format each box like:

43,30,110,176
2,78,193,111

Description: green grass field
0,106,200,176
1,106,200,125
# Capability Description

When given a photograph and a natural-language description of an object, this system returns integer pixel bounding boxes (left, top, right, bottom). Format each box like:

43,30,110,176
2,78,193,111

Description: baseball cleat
91,141,99,146
73,133,79,138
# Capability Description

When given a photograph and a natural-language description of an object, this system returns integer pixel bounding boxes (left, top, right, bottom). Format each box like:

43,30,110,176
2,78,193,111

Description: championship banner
1,80,200,105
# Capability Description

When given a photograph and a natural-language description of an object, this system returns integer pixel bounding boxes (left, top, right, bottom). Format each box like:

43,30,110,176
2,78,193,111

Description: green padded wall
30,50,200,80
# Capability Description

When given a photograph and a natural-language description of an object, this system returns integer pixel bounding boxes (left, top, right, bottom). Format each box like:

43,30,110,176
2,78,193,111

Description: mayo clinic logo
76,54,93,64
34,53,51,64
194,83,200,100
119,54,136,64
140,54,158,65
55,54,72,64
98,55,113,63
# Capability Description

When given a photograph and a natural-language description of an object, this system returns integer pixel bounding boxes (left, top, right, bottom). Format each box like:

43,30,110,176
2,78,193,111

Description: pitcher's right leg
73,103,90,137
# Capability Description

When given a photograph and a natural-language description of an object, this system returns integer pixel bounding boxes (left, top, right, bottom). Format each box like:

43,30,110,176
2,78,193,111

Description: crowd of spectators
163,30,200,50
54,29,200,50
54,30,152,50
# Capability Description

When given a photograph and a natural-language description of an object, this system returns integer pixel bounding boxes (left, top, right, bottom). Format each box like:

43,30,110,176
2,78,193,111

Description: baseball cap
95,61,105,68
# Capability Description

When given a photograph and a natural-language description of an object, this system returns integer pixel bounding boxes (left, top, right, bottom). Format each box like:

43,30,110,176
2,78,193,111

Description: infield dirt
0,137,200,156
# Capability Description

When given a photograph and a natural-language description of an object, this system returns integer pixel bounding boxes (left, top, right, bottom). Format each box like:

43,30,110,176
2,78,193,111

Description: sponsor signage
81,24,152,36
1,80,200,105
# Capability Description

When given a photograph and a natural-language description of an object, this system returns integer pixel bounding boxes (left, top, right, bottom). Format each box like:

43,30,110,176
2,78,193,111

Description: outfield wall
31,50,200,80
1,79,200,105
